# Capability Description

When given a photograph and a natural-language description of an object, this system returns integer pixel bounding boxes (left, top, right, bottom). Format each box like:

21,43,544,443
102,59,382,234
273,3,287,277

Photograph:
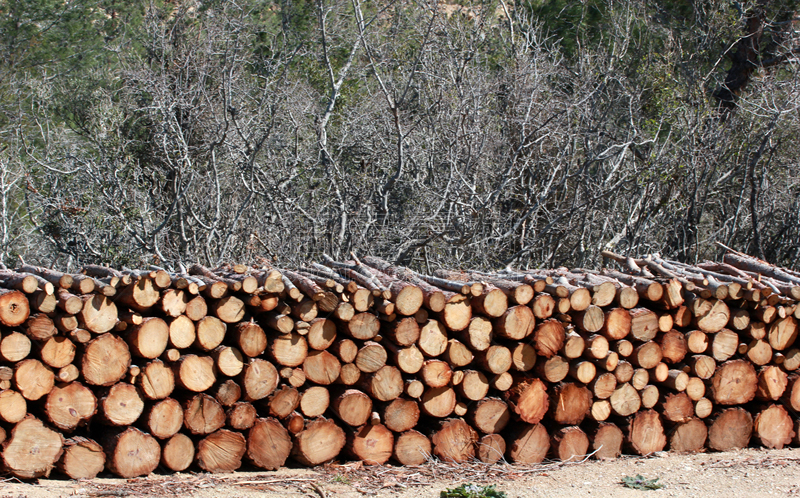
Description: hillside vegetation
1,0,799,271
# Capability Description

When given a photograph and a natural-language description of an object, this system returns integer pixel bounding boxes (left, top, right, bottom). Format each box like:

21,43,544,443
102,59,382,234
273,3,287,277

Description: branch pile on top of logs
0,247,799,480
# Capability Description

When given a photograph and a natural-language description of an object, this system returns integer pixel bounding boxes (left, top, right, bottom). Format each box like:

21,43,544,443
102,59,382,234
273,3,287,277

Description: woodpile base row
1,249,799,478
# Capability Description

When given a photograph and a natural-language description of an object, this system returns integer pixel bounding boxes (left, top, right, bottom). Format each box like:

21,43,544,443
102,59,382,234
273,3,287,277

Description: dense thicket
1,0,799,271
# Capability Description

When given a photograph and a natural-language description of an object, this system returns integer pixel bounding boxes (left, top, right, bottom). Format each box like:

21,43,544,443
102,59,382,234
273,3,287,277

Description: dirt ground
2,447,799,498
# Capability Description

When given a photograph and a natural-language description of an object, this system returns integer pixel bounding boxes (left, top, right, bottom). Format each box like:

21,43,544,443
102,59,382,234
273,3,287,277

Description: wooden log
707,407,753,451
1,331,31,362
711,328,739,362
342,312,380,340
330,389,372,426
419,359,452,388
686,330,709,354
782,374,800,413
610,382,641,417
471,286,508,318
0,389,27,424
194,316,227,351
14,358,54,401
668,418,708,453
299,386,329,418
443,338,474,368
383,317,421,347
355,341,388,374
657,329,687,364
97,382,144,426
240,358,279,401
196,429,246,473
420,386,456,418
57,437,105,479
167,315,195,350
466,397,510,434
504,377,549,424
360,365,403,401
160,433,195,472
103,427,160,478
755,365,788,401
574,305,604,334
38,336,76,369
24,313,56,341
291,417,346,466
44,381,96,430
746,339,773,366
270,332,308,368
183,393,226,435
1,415,64,478
246,417,292,470
658,392,694,423
393,429,431,466
303,350,341,386
136,359,174,400
125,317,169,359
591,422,623,459
116,277,160,312
185,295,208,321
536,355,569,383
474,345,512,374
174,354,216,392
551,426,589,462
626,409,666,456
379,397,420,433
631,341,663,370
561,329,585,359
476,433,506,464
753,404,795,449
232,321,267,358
494,305,535,340
629,308,659,342
459,316,492,351
690,297,730,333
507,423,549,464
768,316,798,351
430,418,477,463
533,318,566,358
711,359,757,405
143,398,184,438
418,319,448,357
346,423,394,465
0,289,30,327
532,293,555,320
81,333,131,387
57,364,80,383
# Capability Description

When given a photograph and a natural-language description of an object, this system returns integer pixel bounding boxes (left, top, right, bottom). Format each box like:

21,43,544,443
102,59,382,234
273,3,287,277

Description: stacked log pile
1,248,799,479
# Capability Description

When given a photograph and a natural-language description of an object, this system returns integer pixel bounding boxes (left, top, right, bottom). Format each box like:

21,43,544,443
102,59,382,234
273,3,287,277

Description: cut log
268,386,301,419
477,433,506,464
291,417,346,466
82,333,131,386
1,331,31,362
168,315,196,349
504,377,549,424
303,350,341,386
383,317,421,347
393,430,431,466
14,358,54,401
232,321,267,358
659,392,694,423
44,382,96,430
495,305,535,340
443,338,474,368
536,355,569,383
629,308,659,342
57,437,105,479
694,397,714,419
25,313,57,341
161,433,195,472
116,277,160,312
38,336,76,369
360,365,403,402
589,372,618,399
420,386,456,418
212,296,246,324
456,369,490,401
631,341,663,369
708,407,753,451
475,345,512,374
126,317,169,359
711,359,757,405
160,289,188,317
691,298,730,333
185,295,208,321
355,341,388,374
380,398,420,433
551,426,589,462
574,305,604,334
550,382,592,425
658,330,687,364
346,423,394,465
711,328,739,362
627,409,666,456
174,354,216,392
591,422,623,459
533,319,566,357
184,394,226,435
610,382,641,417
467,397,510,434
753,404,795,449
0,289,30,327
459,316,492,351
768,316,798,351
330,389,372,426
507,423,549,464
471,286,508,318
689,354,716,379
686,330,709,354
532,293,556,320
143,398,184,438
97,382,144,426
756,365,788,401
418,319,448,357
240,358,279,401
137,359,175,400
196,429,246,473
669,418,708,453
1,415,64,478
430,418,477,463
0,389,26,424
271,332,308,367
194,316,227,351
103,427,160,478
342,312,380,340
247,417,292,470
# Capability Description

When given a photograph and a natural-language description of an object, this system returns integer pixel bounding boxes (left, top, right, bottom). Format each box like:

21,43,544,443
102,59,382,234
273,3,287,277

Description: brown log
329,388,371,426
711,328,739,362
768,316,798,351
561,329,585,359
330,338,358,364
631,368,649,390
81,334,131,388
360,365,403,402
31,290,57,313
291,417,346,466
173,354,216,392
1,331,31,362
159,288,187,317
467,397,510,434
0,288,30,327
591,422,623,459
536,355,569,383
392,430,431,465
270,332,308,368
443,338,474,368
420,386,456,418
103,427,160,478
708,407,753,451
610,382,641,416
346,423,394,465
0,270,41,294
711,359,757,405
239,358,279,401
246,417,292,470
690,297,730,333
550,426,589,462
383,317,420,347
44,381,96,430
658,392,694,423
267,386,300,419
755,365,788,401
418,319,448,357
160,433,195,472
629,308,659,341
125,316,169,359
569,360,597,384
342,312,380,340
143,398,184,438
728,307,750,331
302,350,341,386
782,374,800,413
37,336,75,369
53,313,78,333
459,316,493,351
57,437,105,479
626,409,666,456
694,397,714,419
631,341,663,369
573,305,604,334
589,372,618,399
1,415,63,478
185,295,208,321
584,334,609,360
380,397,420,433
116,277,160,312
657,330,687,364
471,286,508,318
230,321,266,358
137,359,174,400
753,404,795,449
476,433,506,464
96,382,144,426
746,339,773,365
57,364,80,383
686,330,709,353
196,429,246,473
210,345,244,377
532,293,555,320
353,341,386,374
430,418,477,463
296,386,327,418
182,393,226,435
533,318,566,358
24,313,56,341
673,305,693,328
211,295,246,324
226,402,257,431
14,358,54,401
0,389,26,424
194,315,227,351
504,376,549,423
507,422,549,464
455,369,490,401
166,315,195,350
494,305,535,340
549,382,591,425
474,344,512,374
668,418,708,453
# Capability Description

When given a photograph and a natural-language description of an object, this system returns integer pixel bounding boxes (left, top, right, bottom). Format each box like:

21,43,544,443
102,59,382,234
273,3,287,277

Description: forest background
1,0,799,273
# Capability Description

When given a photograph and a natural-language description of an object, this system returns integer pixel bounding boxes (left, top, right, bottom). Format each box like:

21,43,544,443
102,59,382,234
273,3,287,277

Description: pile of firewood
0,249,798,479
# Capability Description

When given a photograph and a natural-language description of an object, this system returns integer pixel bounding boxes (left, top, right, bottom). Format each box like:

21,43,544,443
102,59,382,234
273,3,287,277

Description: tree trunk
160,433,195,472
183,394,226,435
1,415,64,478
57,437,105,479
143,398,184,439
102,427,160,478
430,418,477,463
291,417,346,466
247,417,292,470
507,423,549,464
346,423,394,465
392,429,431,466
196,429,247,473
707,407,753,451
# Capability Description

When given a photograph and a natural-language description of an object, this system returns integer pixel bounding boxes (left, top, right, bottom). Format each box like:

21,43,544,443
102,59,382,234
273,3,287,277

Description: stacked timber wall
0,250,799,478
